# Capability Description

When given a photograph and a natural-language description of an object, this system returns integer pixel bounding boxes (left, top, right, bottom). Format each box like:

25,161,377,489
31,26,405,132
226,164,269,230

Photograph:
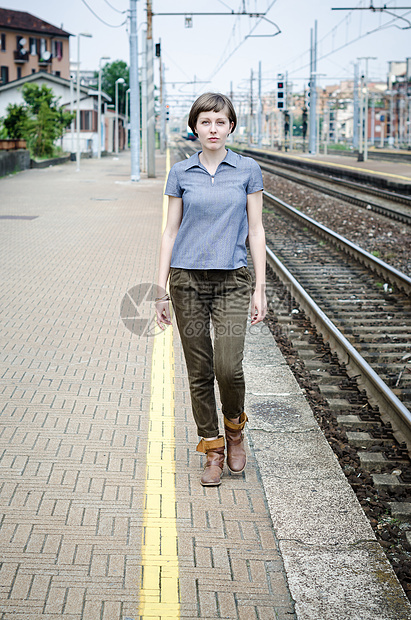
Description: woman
156,92,267,486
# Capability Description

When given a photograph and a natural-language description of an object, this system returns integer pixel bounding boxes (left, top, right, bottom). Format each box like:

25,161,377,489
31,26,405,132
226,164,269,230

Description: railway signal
276,76,285,109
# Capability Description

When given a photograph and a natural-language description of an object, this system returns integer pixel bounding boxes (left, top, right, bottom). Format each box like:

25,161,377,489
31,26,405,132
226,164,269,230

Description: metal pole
76,36,81,172
98,65,102,158
371,93,375,145
125,88,130,148
115,79,119,155
70,71,74,154
146,0,155,177
353,62,359,149
129,0,140,181
358,74,364,159
159,43,165,154
257,60,262,148
248,68,253,146
309,21,317,154
141,29,148,172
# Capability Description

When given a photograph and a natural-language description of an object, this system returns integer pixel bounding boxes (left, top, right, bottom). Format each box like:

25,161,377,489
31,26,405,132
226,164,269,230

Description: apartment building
0,8,70,86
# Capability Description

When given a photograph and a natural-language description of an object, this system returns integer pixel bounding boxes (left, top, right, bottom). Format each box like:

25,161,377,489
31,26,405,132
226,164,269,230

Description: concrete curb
244,322,411,619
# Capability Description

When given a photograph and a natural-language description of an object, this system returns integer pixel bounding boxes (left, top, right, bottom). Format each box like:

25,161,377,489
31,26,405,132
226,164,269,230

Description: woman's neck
199,147,227,174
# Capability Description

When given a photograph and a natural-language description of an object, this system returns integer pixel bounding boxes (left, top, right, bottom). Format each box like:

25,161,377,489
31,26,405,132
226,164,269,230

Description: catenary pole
309,21,317,154
146,0,155,177
257,61,262,148
159,41,165,153
141,29,148,172
129,0,140,181
353,62,359,149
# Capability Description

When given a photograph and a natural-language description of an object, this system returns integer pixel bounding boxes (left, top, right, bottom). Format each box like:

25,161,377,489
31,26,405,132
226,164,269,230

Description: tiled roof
0,8,71,37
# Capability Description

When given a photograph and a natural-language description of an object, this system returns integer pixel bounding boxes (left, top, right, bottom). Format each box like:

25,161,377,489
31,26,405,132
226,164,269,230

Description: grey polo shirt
165,148,263,270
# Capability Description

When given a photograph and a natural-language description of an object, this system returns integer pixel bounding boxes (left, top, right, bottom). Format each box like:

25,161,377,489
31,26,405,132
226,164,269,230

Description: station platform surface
1,151,411,619
239,145,411,190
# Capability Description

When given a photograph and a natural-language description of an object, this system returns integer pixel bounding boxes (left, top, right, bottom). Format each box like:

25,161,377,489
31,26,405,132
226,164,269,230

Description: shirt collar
184,148,237,171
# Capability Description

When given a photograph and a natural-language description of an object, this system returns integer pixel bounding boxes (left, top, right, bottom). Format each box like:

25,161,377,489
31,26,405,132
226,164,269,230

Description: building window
40,38,47,58
0,33,5,51
81,110,91,130
52,40,63,60
17,67,22,80
29,37,39,56
0,65,9,85
54,70,61,77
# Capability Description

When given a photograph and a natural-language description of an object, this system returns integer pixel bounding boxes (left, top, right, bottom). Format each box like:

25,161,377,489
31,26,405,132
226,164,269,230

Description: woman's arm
247,190,267,325
156,196,183,328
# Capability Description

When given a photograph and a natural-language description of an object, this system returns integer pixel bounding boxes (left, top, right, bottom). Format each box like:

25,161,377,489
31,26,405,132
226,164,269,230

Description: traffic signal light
155,42,161,57
165,104,170,121
277,80,285,109
302,107,308,139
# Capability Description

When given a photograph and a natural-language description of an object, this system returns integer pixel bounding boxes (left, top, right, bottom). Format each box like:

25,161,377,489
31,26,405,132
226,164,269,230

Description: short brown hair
188,92,237,137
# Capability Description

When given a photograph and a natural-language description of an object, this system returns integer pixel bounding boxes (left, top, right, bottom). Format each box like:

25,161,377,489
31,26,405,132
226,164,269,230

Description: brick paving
0,153,295,619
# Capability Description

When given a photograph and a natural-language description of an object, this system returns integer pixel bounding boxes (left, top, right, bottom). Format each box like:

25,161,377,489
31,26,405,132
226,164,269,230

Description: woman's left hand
250,288,267,325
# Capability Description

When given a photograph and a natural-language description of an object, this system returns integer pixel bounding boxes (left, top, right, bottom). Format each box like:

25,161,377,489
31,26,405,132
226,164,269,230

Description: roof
0,72,111,102
0,8,71,37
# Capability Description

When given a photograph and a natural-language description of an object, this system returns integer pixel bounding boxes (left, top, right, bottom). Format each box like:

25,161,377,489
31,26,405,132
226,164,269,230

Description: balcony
38,54,52,67
13,49,29,64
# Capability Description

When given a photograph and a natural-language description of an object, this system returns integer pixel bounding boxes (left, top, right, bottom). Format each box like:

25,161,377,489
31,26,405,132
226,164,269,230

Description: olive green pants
169,267,252,438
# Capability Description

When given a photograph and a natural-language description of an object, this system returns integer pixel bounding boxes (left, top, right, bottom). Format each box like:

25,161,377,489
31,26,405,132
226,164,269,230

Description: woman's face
195,108,234,150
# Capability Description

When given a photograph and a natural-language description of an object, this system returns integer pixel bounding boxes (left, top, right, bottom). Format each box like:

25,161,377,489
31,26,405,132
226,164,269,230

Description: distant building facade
0,8,70,85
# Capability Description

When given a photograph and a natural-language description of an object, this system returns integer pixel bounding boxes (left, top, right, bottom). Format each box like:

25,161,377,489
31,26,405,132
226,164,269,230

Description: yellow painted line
138,148,180,619
254,148,411,182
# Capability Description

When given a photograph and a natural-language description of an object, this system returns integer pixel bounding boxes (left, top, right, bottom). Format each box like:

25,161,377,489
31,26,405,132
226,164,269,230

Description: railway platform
238,145,411,194
1,151,411,619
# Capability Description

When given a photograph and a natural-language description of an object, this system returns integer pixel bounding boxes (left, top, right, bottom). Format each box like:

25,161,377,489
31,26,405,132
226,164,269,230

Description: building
0,72,125,155
0,8,70,85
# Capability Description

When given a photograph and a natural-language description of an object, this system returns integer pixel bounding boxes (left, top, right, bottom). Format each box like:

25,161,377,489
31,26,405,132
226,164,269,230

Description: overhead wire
206,0,278,81
101,0,127,14
79,0,128,27
288,10,411,77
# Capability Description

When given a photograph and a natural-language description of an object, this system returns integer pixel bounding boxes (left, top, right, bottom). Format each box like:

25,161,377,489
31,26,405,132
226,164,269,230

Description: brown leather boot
196,436,225,486
224,412,248,473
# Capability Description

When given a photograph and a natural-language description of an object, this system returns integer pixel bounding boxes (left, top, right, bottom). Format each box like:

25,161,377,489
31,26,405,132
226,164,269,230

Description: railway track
238,147,411,225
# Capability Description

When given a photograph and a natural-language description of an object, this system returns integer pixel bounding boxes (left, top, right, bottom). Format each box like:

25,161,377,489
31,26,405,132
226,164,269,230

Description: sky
5,0,411,115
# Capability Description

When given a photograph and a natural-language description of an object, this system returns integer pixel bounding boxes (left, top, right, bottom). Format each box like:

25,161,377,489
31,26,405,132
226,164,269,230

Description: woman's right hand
156,299,172,330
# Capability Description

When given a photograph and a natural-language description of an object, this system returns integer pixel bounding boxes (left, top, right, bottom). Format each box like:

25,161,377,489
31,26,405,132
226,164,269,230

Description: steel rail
265,244,411,449
239,147,411,199
259,162,411,225
263,190,411,295
242,151,411,222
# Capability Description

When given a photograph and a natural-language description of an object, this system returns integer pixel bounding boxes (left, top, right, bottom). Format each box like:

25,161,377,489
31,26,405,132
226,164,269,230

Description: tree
3,103,29,139
97,60,129,115
22,83,54,114
2,83,74,158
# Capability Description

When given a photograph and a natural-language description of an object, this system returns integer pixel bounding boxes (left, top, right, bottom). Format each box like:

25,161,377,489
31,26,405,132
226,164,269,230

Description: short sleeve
165,164,182,197
246,158,264,194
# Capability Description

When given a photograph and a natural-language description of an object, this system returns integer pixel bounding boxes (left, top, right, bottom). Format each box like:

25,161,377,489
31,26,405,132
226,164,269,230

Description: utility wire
102,0,127,14
288,10,410,76
80,0,127,27
207,0,278,80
